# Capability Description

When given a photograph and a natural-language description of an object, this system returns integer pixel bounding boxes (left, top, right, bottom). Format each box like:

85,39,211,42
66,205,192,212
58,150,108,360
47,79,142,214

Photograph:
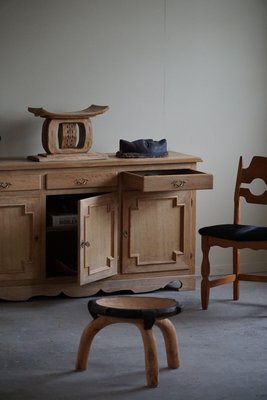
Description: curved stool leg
76,316,116,370
76,316,181,388
133,321,159,388
155,319,180,369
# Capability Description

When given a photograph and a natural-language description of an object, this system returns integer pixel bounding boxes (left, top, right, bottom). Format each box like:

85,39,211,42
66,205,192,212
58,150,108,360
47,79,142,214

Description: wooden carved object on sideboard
28,105,109,161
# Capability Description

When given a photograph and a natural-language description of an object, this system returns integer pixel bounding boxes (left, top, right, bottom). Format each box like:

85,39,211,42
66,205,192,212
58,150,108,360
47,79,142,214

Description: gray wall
1,0,266,274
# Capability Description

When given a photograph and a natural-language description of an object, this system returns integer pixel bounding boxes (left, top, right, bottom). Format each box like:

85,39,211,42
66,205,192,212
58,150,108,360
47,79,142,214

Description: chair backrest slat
242,156,267,184
234,156,267,223
239,187,267,205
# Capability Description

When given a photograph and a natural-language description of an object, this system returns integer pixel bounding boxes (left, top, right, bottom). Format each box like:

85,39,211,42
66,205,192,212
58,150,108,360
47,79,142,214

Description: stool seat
76,296,182,388
88,296,182,329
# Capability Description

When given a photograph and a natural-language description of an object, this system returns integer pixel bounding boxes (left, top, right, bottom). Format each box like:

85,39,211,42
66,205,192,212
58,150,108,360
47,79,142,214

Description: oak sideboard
0,151,212,300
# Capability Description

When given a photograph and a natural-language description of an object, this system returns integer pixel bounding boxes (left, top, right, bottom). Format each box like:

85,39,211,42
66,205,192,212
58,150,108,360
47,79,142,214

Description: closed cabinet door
122,191,195,274
78,193,118,285
0,196,42,280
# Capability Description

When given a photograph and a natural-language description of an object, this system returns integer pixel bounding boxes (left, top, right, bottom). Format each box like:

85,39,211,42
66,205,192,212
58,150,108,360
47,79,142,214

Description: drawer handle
81,241,90,248
75,178,89,185
0,182,12,189
171,180,186,188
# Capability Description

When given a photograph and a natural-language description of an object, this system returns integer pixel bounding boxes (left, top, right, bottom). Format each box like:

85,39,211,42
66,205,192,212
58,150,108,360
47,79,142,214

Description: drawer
122,169,213,192
0,174,41,191
46,171,118,190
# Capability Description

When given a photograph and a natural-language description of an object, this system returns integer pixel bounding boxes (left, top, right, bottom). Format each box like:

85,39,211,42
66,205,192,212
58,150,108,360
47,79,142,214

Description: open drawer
122,168,213,192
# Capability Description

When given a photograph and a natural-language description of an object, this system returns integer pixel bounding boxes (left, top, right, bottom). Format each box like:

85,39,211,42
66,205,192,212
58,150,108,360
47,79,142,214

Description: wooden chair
199,156,267,310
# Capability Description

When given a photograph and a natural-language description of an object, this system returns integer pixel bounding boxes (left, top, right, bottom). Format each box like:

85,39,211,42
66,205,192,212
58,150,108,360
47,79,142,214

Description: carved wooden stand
28,105,109,161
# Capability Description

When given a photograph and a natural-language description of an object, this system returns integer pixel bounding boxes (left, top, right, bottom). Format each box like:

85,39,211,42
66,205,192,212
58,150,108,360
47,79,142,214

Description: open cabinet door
78,193,118,285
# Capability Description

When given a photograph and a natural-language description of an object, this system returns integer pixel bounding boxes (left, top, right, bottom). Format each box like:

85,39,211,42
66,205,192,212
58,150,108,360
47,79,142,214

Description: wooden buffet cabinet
0,151,212,301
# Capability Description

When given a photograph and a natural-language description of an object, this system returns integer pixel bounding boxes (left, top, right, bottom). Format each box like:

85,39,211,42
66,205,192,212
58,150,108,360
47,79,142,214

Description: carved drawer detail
0,175,41,191
46,171,118,189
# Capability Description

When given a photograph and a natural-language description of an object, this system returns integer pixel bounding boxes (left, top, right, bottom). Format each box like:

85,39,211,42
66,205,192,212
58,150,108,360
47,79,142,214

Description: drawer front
123,169,213,192
46,171,118,190
0,174,41,191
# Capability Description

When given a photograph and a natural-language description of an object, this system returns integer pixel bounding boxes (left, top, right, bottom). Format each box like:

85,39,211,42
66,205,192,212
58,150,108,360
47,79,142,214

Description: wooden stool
76,296,182,388
27,105,109,161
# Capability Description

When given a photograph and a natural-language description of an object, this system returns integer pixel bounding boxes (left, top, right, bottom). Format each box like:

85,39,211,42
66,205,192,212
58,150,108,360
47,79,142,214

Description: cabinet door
122,191,195,274
0,196,42,280
78,193,118,285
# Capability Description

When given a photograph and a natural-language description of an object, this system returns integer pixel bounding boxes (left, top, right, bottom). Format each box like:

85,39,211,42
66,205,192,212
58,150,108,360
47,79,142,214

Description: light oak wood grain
0,151,212,300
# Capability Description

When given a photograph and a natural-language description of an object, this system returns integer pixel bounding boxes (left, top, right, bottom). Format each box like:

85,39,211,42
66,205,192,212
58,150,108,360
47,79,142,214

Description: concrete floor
0,280,266,400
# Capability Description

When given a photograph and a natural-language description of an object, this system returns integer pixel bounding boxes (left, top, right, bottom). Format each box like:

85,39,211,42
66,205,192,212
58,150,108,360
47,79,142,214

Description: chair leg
233,248,240,300
201,236,211,310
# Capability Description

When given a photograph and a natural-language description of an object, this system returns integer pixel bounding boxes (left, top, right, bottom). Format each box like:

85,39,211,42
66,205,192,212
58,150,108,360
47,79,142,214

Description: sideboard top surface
0,151,202,172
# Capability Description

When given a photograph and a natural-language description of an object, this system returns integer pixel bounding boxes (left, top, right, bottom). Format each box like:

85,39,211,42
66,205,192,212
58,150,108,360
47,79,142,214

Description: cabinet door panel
122,191,194,274
78,193,118,285
0,196,41,280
